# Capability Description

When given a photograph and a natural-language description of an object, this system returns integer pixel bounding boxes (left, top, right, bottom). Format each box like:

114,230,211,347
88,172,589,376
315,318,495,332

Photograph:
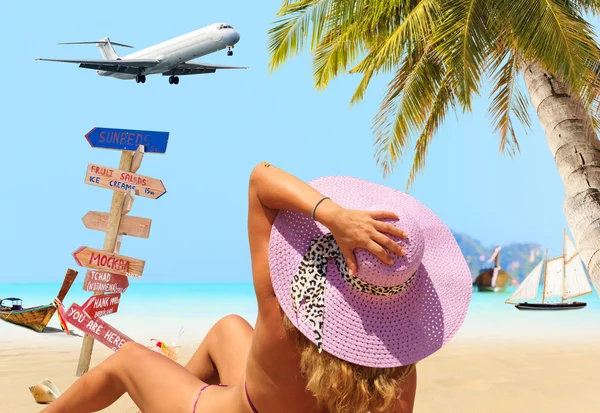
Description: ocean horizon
2,282,599,336
2,282,600,310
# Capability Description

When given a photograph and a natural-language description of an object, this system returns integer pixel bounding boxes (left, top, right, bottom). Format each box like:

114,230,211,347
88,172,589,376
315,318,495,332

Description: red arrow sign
81,293,121,319
72,246,144,278
83,271,129,294
64,303,133,351
85,163,166,199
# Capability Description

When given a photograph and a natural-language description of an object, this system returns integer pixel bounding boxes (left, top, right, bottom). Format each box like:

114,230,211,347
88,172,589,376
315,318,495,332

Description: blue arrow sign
85,127,169,154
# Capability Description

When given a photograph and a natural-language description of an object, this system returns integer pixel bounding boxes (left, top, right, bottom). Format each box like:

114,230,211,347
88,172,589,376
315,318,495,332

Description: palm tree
268,0,600,295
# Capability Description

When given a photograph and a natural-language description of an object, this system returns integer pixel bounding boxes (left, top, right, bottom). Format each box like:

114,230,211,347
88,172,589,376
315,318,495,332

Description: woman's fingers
366,241,393,265
373,221,407,239
369,210,399,221
372,232,405,257
340,246,359,276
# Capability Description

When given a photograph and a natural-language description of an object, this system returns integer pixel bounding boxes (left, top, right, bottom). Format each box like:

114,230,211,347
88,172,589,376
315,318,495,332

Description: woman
41,162,472,413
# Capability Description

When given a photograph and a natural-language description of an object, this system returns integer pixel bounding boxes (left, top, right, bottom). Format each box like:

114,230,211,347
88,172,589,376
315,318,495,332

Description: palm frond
312,16,366,89
369,0,440,74
372,46,444,177
572,0,600,15
349,52,379,104
509,0,599,95
433,0,491,109
488,47,530,156
268,0,333,72
313,0,438,92
348,34,393,105
347,0,439,106
406,75,456,188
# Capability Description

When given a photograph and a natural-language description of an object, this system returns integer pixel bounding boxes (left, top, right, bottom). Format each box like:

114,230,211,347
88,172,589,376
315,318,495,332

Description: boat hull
0,304,57,332
515,302,587,311
0,268,78,333
477,285,505,293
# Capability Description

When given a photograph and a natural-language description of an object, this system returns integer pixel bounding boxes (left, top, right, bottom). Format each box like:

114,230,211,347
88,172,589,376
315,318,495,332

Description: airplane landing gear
227,45,234,56
135,74,146,83
168,76,179,85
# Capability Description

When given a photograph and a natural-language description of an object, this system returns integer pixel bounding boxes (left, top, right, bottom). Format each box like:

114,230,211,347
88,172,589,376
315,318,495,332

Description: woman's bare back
245,305,326,413
241,165,324,412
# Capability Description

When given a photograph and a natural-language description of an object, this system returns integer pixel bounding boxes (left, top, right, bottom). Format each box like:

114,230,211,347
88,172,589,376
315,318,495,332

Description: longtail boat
0,269,78,332
473,247,512,293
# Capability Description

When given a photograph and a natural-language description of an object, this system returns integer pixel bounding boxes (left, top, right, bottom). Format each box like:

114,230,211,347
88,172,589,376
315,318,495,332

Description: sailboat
505,230,593,310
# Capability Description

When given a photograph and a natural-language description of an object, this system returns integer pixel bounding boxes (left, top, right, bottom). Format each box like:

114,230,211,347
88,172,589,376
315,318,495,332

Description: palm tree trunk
524,62,600,296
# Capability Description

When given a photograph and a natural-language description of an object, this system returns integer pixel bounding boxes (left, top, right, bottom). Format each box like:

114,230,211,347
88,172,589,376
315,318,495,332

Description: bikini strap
245,382,260,413
193,384,230,413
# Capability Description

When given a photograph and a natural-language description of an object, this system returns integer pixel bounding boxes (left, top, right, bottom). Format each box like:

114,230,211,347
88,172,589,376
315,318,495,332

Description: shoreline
2,286,599,412
1,321,598,413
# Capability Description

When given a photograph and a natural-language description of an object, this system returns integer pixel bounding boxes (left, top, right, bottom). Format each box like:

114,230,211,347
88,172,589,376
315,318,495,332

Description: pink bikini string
245,382,260,413
192,384,228,413
192,383,259,413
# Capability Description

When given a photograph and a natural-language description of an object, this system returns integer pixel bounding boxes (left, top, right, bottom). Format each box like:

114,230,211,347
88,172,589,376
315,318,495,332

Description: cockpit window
218,24,234,30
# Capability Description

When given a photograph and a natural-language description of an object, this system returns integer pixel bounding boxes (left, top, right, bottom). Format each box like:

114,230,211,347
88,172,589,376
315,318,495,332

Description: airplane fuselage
99,23,240,79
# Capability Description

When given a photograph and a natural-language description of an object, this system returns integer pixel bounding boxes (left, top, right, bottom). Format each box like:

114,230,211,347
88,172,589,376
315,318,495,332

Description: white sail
505,260,543,303
564,254,593,299
544,257,564,299
564,231,578,262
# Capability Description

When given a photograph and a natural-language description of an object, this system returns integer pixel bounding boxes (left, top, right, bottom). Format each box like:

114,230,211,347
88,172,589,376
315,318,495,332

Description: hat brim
269,176,472,368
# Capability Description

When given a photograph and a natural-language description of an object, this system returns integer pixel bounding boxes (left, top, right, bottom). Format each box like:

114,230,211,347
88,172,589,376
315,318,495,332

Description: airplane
36,23,245,85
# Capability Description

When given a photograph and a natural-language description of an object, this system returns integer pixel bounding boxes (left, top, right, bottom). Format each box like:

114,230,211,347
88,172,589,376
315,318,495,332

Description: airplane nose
229,31,240,45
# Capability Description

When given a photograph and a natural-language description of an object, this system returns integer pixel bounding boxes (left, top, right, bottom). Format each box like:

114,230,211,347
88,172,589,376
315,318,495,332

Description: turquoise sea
3,282,599,307
0,282,260,319
2,282,600,344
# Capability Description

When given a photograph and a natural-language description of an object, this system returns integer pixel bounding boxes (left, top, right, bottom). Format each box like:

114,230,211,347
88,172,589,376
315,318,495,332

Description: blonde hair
283,314,415,413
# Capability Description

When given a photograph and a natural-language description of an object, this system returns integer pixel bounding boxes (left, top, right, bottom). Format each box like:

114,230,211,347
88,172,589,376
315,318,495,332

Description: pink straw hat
269,176,472,368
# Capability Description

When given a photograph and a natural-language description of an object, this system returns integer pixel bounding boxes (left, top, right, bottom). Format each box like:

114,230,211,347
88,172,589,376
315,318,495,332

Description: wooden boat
0,269,78,332
505,231,593,311
473,247,512,293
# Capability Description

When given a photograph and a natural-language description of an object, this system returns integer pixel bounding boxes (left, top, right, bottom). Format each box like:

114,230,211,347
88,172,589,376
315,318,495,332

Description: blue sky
1,1,592,283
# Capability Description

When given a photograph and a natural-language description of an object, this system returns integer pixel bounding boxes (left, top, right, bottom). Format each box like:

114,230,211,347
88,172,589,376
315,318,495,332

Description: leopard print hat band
291,233,416,353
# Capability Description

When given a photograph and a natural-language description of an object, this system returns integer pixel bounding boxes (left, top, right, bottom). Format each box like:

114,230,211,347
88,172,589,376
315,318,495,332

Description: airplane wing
162,62,248,76
36,58,160,74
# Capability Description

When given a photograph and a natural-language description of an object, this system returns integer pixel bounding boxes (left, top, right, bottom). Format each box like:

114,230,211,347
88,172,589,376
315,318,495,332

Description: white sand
2,309,600,412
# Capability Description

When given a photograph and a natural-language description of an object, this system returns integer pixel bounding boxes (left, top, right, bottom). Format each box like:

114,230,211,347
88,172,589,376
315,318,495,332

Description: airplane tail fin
96,37,121,60
58,37,133,60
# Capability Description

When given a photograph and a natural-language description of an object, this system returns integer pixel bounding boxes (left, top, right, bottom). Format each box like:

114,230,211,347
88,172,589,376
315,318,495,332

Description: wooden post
131,145,145,174
76,150,135,376
122,188,135,216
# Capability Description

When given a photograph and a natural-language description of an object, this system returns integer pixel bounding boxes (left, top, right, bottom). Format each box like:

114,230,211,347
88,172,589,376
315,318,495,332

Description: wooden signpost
68,128,168,376
85,127,169,153
65,304,133,351
83,270,129,294
85,163,167,199
82,212,151,239
81,293,121,319
73,246,145,278
122,188,135,215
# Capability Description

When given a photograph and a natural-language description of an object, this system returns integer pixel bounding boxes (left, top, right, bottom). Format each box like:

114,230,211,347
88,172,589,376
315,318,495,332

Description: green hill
452,232,543,282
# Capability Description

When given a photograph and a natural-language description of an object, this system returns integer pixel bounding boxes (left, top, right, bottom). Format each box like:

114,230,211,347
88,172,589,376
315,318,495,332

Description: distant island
452,232,543,283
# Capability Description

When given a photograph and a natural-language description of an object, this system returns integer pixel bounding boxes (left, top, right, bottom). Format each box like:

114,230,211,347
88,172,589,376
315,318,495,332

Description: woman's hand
315,201,408,275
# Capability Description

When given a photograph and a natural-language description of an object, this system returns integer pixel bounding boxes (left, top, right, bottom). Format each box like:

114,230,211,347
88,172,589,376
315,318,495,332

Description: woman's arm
249,161,336,220
247,162,407,302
